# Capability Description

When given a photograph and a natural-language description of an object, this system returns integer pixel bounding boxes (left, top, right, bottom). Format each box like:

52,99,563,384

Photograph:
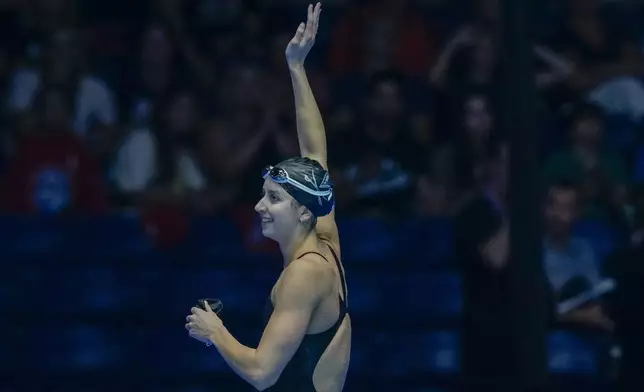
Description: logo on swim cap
303,169,333,205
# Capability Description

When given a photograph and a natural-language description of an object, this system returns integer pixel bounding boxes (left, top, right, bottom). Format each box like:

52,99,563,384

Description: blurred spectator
454,142,510,391
263,32,298,115
534,44,576,90
120,88,226,213
551,0,644,119
122,24,176,127
106,124,155,203
543,103,628,221
604,184,644,391
328,0,437,77
430,23,502,203
409,112,462,216
105,87,238,214
414,175,450,217
543,181,614,331
217,63,270,118
194,0,243,30
334,71,412,216
85,121,122,189
430,25,497,102
473,0,499,28
7,28,117,137
12,0,77,59
2,87,107,214
430,0,500,111
199,115,271,207
446,95,500,201
153,0,217,91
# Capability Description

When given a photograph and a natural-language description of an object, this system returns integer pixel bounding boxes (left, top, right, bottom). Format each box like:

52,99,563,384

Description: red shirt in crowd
3,130,108,214
328,4,437,77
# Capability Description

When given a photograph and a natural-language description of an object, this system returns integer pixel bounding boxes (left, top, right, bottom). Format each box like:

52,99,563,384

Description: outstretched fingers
313,2,321,36
304,3,321,42
291,22,306,44
304,4,315,42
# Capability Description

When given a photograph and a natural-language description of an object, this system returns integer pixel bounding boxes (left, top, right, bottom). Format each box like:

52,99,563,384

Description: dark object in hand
197,298,223,314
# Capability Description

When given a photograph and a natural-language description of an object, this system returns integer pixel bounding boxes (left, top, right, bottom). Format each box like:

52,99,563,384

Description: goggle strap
262,167,332,197
282,177,332,197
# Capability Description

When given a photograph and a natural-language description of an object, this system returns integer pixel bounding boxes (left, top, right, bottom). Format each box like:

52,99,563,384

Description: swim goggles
262,165,333,198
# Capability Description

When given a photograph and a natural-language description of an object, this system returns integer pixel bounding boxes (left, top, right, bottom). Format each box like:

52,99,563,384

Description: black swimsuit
263,245,348,392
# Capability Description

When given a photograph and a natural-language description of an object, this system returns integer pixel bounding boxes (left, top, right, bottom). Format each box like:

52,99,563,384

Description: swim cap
262,157,335,217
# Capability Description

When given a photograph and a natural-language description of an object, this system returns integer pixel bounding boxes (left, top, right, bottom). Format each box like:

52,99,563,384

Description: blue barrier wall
2,215,612,391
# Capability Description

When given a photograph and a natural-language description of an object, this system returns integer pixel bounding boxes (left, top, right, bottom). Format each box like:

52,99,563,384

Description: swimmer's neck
280,230,320,268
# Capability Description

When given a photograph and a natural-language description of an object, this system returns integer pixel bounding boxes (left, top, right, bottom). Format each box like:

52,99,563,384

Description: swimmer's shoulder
277,257,334,299
315,210,340,253
318,235,342,260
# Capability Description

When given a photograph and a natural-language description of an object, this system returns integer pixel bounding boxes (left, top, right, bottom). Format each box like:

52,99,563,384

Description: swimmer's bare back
310,240,351,392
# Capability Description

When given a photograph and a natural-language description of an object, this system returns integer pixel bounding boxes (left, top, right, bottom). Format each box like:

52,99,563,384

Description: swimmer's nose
254,199,265,214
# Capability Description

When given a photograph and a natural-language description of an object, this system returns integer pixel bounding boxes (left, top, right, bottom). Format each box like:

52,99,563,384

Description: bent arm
429,42,461,89
208,260,326,390
558,304,614,330
534,45,575,89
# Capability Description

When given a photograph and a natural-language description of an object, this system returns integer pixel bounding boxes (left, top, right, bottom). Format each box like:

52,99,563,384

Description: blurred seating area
0,0,643,221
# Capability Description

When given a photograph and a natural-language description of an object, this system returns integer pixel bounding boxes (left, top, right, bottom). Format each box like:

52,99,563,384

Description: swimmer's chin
260,222,277,239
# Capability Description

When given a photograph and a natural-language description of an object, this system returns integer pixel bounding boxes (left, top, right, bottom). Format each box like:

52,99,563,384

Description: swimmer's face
254,179,304,242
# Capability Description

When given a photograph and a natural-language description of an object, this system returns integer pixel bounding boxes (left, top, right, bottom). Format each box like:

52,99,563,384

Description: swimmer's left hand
285,2,321,67
185,301,223,345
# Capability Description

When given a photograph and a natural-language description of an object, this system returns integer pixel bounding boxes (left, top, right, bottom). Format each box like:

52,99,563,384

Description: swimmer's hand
185,301,223,346
285,2,321,68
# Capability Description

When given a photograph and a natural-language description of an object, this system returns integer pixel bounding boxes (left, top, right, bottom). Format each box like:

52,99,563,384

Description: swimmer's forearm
208,325,270,390
289,64,327,166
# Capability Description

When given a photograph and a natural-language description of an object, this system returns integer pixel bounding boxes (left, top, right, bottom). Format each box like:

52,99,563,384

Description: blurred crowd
0,0,642,224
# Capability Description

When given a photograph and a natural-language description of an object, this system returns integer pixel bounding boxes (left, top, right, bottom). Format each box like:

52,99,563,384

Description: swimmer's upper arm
290,65,327,169
315,207,340,247
253,260,329,389
288,65,339,246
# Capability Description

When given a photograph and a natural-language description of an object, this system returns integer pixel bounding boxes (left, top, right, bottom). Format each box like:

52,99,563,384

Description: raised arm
285,3,327,168
285,3,340,245
429,26,473,89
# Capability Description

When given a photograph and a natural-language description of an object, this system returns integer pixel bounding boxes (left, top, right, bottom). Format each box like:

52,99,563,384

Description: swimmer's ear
299,208,313,224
